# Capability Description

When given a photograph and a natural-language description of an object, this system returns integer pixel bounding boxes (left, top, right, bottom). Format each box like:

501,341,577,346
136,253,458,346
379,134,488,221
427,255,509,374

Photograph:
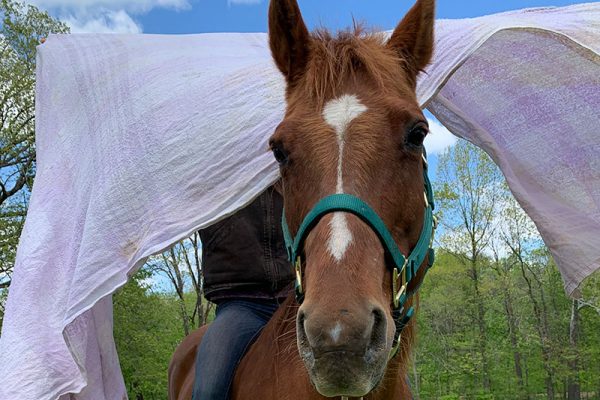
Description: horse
168,0,436,398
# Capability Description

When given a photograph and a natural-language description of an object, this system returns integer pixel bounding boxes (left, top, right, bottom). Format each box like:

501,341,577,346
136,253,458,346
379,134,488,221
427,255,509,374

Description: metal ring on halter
389,334,402,360
295,256,303,294
429,215,438,248
392,258,409,308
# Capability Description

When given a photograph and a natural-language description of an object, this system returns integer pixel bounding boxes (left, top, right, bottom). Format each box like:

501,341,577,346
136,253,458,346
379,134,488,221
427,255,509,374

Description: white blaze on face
322,94,368,261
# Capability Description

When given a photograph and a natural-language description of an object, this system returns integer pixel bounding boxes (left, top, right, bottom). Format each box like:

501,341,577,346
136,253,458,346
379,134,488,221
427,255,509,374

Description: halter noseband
281,151,437,359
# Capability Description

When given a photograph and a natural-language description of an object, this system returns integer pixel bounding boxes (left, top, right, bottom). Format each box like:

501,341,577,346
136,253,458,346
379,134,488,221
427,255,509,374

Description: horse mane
299,23,415,107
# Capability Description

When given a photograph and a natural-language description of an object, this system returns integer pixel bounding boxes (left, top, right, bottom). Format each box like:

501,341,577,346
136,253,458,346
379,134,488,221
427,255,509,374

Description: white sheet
1,3,599,399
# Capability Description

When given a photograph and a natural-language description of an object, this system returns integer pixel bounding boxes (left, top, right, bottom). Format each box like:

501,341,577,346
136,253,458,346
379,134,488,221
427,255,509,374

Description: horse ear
387,0,435,80
268,0,311,85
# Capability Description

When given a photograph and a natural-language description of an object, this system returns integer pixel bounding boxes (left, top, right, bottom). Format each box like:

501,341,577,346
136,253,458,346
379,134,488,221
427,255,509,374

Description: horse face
268,0,435,396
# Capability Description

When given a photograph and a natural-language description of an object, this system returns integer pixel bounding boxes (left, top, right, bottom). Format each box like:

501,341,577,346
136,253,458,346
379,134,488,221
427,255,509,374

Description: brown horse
169,0,435,398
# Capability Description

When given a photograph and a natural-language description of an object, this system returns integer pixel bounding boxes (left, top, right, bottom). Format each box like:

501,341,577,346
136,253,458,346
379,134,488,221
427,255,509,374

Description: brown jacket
200,186,294,302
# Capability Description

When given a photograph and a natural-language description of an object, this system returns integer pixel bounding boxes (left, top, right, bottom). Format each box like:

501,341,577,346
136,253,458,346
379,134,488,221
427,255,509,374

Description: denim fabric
192,299,280,400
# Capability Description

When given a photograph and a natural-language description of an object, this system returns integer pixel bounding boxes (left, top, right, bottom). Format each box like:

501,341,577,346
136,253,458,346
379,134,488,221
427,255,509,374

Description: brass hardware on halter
389,334,402,360
392,269,399,307
424,192,429,208
295,256,303,294
395,283,407,309
430,215,438,247
392,259,409,308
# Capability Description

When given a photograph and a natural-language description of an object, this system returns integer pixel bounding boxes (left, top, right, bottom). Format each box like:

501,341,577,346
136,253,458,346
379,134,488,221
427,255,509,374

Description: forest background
0,2,599,399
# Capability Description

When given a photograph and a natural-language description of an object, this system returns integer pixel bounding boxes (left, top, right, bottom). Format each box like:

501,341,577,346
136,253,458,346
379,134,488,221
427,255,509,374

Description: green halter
281,152,436,359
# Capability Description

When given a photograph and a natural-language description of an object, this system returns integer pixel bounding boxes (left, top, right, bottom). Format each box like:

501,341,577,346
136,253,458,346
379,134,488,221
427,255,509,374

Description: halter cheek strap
281,152,436,359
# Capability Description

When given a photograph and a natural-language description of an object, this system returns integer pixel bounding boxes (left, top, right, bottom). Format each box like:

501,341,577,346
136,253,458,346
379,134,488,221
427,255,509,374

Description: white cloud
425,117,458,155
29,0,190,14
227,0,262,6
27,0,191,33
63,9,142,33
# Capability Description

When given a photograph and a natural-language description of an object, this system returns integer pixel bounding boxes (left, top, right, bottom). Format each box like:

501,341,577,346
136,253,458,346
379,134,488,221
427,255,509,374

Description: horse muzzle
296,304,391,397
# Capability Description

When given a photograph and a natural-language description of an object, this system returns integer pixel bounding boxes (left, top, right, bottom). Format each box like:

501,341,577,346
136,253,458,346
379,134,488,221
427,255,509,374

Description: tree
148,246,192,335
435,139,504,392
146,233,213,335
413,140,600,399
180,232,212,328
113,269,185,400
0,0,68,318
490,249,527,399
500,195,557,400
567,299,581,400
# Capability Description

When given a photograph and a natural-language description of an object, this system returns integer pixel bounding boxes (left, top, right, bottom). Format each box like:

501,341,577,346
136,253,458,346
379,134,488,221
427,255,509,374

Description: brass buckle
295,256,303,294
395,282,407,309
392,259,409,308
389,334,402,360
430,215,438,247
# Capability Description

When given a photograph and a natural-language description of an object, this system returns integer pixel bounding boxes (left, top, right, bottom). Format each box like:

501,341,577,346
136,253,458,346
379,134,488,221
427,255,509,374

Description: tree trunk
470,257,491,392
168,249,190,336
519,260,555,400
567,299,581,400
183,233,214,327
524,354,530,391
503,285,527,399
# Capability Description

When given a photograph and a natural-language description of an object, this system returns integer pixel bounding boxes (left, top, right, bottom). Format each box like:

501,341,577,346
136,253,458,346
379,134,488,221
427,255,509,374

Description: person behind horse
192,185,293,399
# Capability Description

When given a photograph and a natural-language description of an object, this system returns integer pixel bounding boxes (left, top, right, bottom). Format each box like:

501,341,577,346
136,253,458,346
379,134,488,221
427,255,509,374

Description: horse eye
406,123,429,147
271,143,288,165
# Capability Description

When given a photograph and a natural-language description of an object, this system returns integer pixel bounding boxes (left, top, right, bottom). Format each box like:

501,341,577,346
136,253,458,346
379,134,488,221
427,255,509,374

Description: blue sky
29,0,590,36
27,0,590,178
137,0,589,34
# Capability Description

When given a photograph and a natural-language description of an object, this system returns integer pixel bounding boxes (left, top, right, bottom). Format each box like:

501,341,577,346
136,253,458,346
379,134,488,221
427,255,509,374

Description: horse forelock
286,24,416,110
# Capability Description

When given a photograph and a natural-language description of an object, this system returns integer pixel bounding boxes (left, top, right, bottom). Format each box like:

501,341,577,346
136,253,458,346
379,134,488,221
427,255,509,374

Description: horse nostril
369,306,387,350
298,309,306,322
297,309,308,342
372,307,385,322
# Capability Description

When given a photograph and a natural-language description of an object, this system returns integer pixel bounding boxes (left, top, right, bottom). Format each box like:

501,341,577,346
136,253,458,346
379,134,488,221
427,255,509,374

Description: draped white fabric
1,3,599,399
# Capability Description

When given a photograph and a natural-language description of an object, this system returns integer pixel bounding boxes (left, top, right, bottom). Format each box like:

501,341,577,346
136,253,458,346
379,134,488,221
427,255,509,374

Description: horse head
268,0,435,397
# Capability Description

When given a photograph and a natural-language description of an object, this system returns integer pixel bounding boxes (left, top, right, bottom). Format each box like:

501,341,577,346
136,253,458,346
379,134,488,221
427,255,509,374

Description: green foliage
113,269,187,400
414,140,600,399
415,251,600,399
440,395,460,400
0,1,68,203
435,139,504,258
0,0,69,326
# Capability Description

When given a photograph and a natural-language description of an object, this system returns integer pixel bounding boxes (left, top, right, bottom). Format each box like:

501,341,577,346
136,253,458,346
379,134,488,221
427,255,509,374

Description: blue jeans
192,299,280,400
